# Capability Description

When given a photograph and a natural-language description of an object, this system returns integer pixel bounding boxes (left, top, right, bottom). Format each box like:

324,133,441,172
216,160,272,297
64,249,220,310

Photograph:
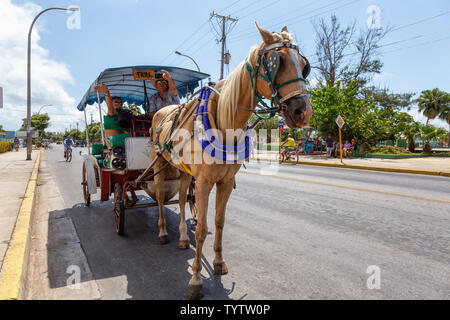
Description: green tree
313,14,388,89
416,88,449,125
86,122,102,143
309,80,380,149
20,113,50,139
123,103,142,115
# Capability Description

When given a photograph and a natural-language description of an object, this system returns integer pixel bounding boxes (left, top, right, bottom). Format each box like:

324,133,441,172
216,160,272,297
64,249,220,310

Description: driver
148,70,180,118
63,135,74,158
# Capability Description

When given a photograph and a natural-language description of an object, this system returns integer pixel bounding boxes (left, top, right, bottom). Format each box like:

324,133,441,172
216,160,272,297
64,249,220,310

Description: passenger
93,83,128,139
148,70,180,118
343,140,352,158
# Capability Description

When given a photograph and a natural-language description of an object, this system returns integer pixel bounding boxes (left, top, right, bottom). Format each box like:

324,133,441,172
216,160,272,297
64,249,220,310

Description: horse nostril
295,108,302,115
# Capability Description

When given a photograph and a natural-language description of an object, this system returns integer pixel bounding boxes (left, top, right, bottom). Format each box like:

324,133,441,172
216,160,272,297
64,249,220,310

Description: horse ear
281,26,289,33
255,22,275,44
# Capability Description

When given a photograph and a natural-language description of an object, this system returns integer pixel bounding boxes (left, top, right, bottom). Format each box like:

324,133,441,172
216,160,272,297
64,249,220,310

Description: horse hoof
179,240,190,249
159,235,169,245
187,284,203,300
213,262,228,275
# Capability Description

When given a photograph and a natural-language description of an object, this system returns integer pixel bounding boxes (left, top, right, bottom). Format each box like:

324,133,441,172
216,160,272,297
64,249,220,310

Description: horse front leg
188,177,213,300
213,178,234,275
178,172,192,249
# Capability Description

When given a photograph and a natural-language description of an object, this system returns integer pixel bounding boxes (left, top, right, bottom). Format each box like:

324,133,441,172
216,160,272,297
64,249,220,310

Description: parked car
75,140,85,148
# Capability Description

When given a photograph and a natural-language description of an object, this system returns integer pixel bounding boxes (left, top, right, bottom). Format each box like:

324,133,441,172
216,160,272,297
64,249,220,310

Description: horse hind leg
154,160,169,244
213,178,234,275
178,172,192,249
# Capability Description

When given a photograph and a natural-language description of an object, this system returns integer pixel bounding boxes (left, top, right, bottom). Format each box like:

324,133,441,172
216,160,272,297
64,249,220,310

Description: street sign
278,120,284,131
336,115,345,129
335,115,345,164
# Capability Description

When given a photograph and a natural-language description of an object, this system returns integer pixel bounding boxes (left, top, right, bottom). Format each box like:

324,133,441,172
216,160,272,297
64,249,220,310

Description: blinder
263,50,280,85
301,55,311,79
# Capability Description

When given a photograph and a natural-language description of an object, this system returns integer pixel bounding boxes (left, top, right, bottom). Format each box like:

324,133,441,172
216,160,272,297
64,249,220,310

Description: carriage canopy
76,65,210,111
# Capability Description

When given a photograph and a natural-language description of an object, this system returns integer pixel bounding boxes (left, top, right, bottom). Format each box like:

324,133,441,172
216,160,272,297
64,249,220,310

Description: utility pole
90,112,93,126
210,11,238,80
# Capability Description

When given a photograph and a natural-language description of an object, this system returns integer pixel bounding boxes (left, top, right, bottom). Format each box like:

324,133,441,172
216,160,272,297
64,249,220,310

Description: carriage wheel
188,181,197,224
82,163,91,207
114,183,125,235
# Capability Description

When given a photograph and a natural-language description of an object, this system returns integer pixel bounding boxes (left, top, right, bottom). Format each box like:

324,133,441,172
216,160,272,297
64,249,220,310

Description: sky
0,0,449,132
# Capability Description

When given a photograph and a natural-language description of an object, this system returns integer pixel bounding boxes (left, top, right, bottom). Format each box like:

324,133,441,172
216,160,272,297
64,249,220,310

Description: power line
382,34,450,55
217,0,242,14
239,0,283,20
300,8,450,60
159,21,210,64
391,10,450,32
309,25,450,66
229,0,261,16
231,0,356,43
232,0,326,37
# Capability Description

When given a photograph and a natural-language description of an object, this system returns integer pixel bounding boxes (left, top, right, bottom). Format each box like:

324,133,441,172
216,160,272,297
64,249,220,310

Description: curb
252,158,450,177
0,151,41,300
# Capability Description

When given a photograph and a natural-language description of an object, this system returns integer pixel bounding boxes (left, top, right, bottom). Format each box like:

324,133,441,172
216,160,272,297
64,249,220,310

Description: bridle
245,42,311,118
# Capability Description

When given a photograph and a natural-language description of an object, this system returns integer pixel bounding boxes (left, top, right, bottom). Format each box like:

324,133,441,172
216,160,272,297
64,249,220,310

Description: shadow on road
46,197,232,300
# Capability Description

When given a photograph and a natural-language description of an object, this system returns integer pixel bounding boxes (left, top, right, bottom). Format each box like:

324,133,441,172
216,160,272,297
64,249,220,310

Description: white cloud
0,0,82,132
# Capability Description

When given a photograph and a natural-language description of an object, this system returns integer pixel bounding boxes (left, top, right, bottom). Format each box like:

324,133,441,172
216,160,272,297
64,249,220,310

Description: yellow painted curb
0,151,41,300
253,158,450,177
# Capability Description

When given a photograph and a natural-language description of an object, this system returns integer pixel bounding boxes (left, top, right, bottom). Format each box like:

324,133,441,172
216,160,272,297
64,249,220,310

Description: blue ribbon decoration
195,87,251,163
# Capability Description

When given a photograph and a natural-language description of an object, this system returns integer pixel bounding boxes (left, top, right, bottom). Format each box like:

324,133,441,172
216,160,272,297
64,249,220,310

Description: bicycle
65,146,72,162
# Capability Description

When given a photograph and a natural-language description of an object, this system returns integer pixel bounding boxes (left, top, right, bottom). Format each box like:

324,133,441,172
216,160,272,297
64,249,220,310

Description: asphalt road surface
28,145,450,299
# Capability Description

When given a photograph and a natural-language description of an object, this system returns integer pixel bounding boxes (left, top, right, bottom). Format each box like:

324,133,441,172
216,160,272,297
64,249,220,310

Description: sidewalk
0,148,38,298
250,150,450,177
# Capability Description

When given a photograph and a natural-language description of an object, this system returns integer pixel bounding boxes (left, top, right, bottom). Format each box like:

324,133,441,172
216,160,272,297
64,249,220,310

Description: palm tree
418,124,446,153
416,88,448,125
399,121,420,152
438,102,450,146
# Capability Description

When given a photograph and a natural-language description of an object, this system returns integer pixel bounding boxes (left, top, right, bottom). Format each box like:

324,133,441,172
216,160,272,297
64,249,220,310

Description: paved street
24,145,450,299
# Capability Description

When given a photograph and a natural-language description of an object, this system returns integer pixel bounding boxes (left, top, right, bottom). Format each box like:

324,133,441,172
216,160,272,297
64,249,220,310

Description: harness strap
279,90,311,104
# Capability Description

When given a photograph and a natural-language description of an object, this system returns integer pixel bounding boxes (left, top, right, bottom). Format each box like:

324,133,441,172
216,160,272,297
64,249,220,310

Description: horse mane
216,61,245,130
215,29,295,130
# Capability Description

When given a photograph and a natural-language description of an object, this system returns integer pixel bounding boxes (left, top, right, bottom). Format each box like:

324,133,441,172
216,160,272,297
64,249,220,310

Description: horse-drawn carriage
76,23,313,300
77,65,210,235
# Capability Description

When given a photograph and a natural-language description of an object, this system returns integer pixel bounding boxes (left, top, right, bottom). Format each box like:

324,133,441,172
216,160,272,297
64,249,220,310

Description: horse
151,23,313,299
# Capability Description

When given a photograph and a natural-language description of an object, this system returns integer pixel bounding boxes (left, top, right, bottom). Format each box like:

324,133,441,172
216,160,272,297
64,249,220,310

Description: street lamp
37,104,53,114
175,51,201,73
26,7,79,160
175,51,203,100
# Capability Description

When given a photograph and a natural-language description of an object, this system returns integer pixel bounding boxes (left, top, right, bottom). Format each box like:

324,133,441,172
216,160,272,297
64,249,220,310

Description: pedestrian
326,134,334,157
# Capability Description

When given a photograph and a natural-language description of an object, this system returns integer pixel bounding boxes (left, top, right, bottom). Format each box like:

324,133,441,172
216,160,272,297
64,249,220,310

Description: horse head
250,23,313,128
